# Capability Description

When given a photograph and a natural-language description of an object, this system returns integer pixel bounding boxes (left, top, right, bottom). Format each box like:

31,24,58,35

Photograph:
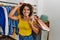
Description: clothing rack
0,1,18,6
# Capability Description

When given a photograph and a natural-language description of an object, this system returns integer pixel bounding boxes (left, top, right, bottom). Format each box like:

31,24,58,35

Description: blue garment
19,35,33,40
0,27,3,34
0,7,5,35
5,6,18,35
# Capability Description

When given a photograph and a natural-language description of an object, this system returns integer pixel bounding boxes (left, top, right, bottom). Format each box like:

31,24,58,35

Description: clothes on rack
40,15,50,40
0,6,9,35
4,6,18,35
2,7,9,35
0,5,18,35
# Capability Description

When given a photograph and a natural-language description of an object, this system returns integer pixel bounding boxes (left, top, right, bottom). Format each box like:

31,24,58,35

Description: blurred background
0,0,60,40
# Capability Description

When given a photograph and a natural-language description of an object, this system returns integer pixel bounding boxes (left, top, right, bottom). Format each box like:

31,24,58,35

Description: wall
38,0,60,40
37,0,43,17
43,0,60,40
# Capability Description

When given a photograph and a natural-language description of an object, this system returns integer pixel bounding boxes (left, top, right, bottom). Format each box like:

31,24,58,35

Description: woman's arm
30,22,39,34
8,3,23,20
8,7,19,20
29,18,39,34
34,16,50,31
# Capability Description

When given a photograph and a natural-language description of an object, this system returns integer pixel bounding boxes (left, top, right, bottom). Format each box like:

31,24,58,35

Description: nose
24,9,27,13
25,10,27,12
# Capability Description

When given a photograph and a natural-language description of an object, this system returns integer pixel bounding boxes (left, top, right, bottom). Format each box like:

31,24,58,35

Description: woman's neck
23,16,29,20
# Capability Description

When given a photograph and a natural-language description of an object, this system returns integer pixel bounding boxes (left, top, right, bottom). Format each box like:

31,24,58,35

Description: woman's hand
8,2,23,20
17,2,23,8
29,17,33,25
34,15,38,21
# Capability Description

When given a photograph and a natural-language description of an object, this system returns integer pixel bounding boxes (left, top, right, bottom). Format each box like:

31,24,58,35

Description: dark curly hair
20,3,33,18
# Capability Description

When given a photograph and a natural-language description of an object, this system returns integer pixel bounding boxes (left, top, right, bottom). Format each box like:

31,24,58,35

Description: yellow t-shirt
18,15,32,36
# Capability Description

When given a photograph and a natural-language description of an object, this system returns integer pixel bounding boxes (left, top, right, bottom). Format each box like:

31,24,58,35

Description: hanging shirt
2,7,9,35
0,7,5,35
0,6,9,35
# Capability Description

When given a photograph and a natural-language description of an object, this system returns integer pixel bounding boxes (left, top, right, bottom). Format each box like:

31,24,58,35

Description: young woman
9,3,50,40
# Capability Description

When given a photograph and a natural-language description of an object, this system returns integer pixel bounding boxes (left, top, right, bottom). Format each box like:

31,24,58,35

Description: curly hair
20,3,33,18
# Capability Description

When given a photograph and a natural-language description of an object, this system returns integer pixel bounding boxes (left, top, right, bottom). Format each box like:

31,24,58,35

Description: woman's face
23,6,30,16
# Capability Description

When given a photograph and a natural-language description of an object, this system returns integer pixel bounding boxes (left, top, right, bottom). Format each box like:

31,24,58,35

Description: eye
23,8,26,10
27,9,30,11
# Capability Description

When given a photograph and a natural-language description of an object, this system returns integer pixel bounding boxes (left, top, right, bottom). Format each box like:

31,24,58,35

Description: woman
9,3,50,40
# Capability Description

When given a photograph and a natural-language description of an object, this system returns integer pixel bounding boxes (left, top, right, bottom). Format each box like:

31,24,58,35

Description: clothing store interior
0,0,60,40
0,0,49,40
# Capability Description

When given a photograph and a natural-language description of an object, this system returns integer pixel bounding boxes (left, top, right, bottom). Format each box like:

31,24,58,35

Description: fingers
19,2,23,5
34,16,38,20
17,2,23,7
